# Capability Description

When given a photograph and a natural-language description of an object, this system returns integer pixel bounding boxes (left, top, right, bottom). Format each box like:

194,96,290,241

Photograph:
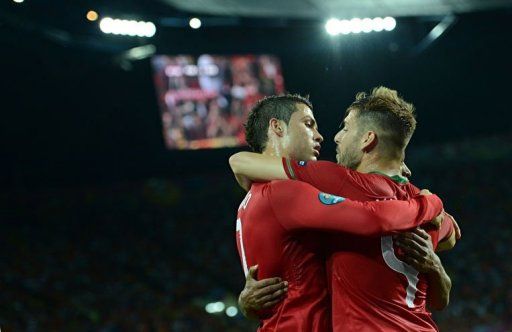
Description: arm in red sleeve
436,212,458,252
282,158,350,194
439,213,455,241
268,180,444,237
408,184,458,251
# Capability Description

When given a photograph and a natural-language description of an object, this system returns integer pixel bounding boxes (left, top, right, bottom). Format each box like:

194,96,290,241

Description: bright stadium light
324,16,396,36
349,18,363,34
226,306,238,317
383,17,397,31
325,18,339,36
189,17,202,29
145,22,157,37
99,17,156,37
339,20,351,35
99,17,113,33
372,17,384,32
361,18,373,33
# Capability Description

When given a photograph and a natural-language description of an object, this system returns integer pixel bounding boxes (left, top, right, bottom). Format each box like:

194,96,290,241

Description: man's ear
269,118,285,137
362,131,378,152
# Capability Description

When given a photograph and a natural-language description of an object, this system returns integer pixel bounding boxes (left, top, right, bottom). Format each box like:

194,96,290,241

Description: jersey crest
318,193,345,205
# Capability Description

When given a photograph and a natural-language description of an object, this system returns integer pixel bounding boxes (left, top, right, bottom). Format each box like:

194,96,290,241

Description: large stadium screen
151,54,285,150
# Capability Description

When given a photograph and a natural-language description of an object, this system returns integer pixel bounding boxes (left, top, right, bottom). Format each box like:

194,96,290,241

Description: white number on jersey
236,218,249,277
381,235,419,308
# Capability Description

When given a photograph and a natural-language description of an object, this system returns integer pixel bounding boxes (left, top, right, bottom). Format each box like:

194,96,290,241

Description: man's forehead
343,110,357,124
294,103,315,119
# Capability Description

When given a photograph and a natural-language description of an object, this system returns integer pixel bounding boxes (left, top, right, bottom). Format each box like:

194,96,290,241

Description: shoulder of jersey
353,172,399,198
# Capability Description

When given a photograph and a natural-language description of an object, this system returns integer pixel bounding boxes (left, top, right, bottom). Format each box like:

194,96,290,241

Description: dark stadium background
1,1,511,331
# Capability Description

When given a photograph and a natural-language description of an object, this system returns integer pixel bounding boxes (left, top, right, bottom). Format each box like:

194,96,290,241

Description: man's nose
315,131,323,143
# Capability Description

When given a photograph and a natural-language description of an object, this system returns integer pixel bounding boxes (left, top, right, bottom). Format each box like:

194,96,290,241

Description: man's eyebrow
302,116,316,123
302,116,318,128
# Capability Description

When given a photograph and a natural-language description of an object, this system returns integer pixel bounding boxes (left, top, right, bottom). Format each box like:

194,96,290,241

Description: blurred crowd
152,55,284,149
1,137,511,332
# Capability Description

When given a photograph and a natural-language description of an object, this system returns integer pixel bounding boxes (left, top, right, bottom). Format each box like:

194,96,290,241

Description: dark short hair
244,94,313,153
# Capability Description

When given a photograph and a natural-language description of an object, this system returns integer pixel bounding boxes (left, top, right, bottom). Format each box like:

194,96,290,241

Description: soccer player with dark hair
231,93,446,331
231,87,460,331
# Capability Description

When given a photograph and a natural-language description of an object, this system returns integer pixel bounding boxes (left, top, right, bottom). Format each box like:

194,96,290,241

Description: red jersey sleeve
438,212,455,241
282,158,349,194
408,183,455,246
267,180,444,237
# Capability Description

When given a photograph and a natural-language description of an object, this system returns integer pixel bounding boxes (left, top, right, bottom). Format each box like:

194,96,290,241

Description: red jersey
283,159,455,332
235,180,443,332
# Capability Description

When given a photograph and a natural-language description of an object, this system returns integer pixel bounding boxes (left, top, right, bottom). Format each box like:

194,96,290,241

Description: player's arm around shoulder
229,152,288,191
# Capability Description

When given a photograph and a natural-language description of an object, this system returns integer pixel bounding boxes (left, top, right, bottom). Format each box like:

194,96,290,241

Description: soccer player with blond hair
231,87,459,331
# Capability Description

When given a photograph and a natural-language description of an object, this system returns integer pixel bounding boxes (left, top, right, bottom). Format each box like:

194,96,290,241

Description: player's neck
262,135,287,158
261,144,284,158
356,155,402,177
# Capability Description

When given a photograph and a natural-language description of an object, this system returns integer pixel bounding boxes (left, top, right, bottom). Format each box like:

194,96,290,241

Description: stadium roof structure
161,0,512,18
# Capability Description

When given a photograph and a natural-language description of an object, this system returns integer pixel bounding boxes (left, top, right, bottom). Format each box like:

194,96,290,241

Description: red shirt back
236,178,444,331
283,159,454,332
236,182,330,332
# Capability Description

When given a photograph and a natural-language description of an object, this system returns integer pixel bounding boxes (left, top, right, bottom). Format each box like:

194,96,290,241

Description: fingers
446,213,462,239
396,231,430,246
395,233,430,256
247,265,258,280
419,189,432,196
248,281,288,309
429,213,443,229
255,281,288,296
400,255,421,268
256,286,288,304
412,228,431,240
254,277,284,289
396,239,425,257
262,298,284,309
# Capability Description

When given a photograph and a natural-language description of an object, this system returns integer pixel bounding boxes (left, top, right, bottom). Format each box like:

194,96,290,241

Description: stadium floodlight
383,17,397,31
361,18,373,33
349,18,363,34
372,17,384,32
189,17,202,29
339,20,351,35
324,16,396,36
99,17,156,37
226,306,238,317
325,18,340,36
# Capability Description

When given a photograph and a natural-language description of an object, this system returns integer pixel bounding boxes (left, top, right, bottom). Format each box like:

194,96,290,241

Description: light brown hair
346,86,416,158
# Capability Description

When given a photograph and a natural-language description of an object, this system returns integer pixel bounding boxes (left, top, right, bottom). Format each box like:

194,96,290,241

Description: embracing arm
436,212,461,252
229,152,288,190
238,265,288,319
426,258,452,310
269,181,444,236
